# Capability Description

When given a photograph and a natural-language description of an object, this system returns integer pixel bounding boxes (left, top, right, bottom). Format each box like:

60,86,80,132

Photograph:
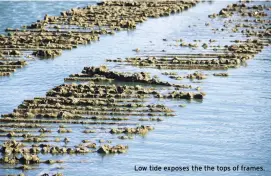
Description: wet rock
22,137,46,143
57,111,74,119
167,91,205,100
162,72,178,76
202,43,208,49
213,73,229,76
219,9,228,16
64,137,70,143
99,139,105,143
58,128,72,133
32,49,62,58
109,128,123,134
7,131,16,137
26,112,35,118
139,118,149,121
0,140,24,154
44,159,57,164
97,145,109,154
169,75,183,80
42,173,63,176
82,140,91,143
15,165,32,170
55,138,61,142
185,72,207,80
19,154,40,164
208,13,217,18
83,129,96,133
85,143,96,149
10,50,21,56
75,147,89,153
133,48,140,52
97,144,128,154
39,128,51,133
80,66,173,86
193,93,204,99
110,125,154,135
53,173,63,176
118,135,129,140
150,117,163,121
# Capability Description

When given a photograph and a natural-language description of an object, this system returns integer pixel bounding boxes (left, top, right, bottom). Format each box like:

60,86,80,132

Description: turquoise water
0,1,270,176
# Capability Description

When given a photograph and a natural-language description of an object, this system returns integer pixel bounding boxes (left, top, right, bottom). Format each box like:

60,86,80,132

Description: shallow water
0,1,270,176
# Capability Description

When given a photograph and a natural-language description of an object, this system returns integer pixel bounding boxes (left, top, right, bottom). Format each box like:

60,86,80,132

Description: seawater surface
0,1,270,176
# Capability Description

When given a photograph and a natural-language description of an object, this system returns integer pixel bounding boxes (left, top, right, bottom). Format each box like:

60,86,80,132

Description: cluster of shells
0,65,205,173
0,0,199,77
107,2,271,80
